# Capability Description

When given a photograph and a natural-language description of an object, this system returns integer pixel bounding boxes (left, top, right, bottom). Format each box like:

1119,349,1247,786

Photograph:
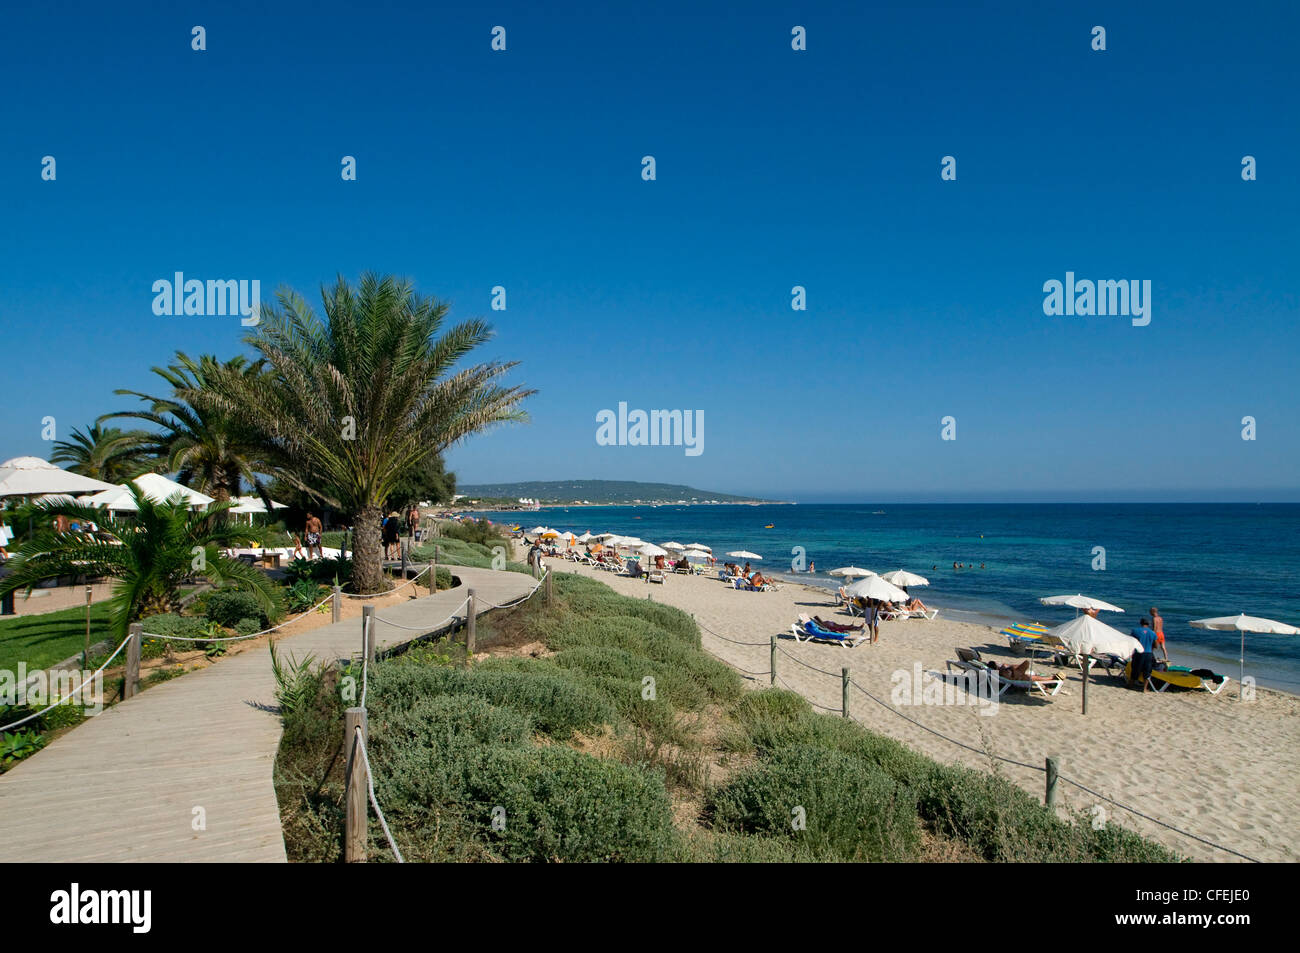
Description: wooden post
344,707,368,862
466,589,477,654
545,569,553,606
1045,756,1059,809
124,623,142,699
428,561,436,595
770,635,777,686
83,585,93,669
331,585,341,623
362,605,375,662
1081,656,1090,715
842,667,850,718
400,539,408,578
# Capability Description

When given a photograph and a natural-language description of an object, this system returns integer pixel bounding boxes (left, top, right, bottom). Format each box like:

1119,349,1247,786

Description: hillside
455,480,769,505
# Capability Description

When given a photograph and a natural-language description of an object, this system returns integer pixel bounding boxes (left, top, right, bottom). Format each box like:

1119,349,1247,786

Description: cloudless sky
2,1,1296,501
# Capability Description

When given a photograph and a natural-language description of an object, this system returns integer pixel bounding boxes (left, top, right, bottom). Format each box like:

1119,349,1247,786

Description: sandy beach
544,554,1299,862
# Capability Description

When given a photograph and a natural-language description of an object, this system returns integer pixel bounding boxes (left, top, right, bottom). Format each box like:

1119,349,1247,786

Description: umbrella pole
1081,657,1089,715
1240,631,1245,702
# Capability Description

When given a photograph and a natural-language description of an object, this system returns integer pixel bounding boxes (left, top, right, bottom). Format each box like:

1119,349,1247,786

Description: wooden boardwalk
0,566,539,863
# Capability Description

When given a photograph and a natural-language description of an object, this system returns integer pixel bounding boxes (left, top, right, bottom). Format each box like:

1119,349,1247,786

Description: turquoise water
468,503,1300,692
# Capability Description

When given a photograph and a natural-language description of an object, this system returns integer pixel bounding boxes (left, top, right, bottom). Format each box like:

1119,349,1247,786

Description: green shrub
449,745,677,862
439,518,503,547
709,743,921,861
207,589,269,627
140,613,207,639
234,617,263,636
369,660,617,738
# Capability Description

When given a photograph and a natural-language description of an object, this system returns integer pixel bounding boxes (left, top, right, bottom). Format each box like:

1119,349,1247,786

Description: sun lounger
791,620,868,648
943,652,1065,698
647,570,666,585
804,613,865,633
1125,661,1230,694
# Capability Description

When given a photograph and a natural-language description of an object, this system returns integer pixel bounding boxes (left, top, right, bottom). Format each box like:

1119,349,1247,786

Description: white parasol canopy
1049,614,1142,660
1190,614,1299,700
684,543,712,553
1040,593,1124,613
661,541,685,551
0,457,118,498
228,495,287,514
727,550,762,560
846,575,909,604
82,474,215,511
829,566,875,578
639,543,669,558
880,569,930,588
576,532,595,543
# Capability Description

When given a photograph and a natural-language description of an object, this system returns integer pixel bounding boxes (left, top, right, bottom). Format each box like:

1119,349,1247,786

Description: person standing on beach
1150,607,1169,663
867,599,881,644
1130,617,1158,692
304,513,323,560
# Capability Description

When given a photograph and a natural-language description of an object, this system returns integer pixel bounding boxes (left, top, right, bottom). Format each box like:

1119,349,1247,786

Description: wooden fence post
344,707,368,862
842,667,850,718
466,589,477,655
332,585,341,623
400,539,409,579
362,605,375,662
770,635,777,686
84,585,93,669
1045,756,1059,809
124,623,142,699
429,561,436,595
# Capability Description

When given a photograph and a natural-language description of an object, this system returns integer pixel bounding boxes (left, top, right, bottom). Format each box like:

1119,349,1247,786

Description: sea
463,503,1300,694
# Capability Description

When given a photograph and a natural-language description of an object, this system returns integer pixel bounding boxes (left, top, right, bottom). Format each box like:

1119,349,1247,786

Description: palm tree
50,424,157,484
197,273,533,594
0,486,279,642
102,353,276,504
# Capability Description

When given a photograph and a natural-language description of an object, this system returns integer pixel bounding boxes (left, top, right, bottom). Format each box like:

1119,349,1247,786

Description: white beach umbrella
846,575,909,604
1049,614,1142,660
576,532,595,543
228,495,287,514
82,475,215,512
1190,613,1300,700
1040,594,1124,613
528,526,550,535
829,566,875,578
640,543,669,558
684,549,711,561
880,569,930,588
0,457,118,498
727,550,762,560
661,541,685,551
684,543,712,553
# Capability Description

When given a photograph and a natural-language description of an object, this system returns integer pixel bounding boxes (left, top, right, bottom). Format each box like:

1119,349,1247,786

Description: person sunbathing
813,616,864,632
904,596,929,612
991,659,1055,682
748,572,772,588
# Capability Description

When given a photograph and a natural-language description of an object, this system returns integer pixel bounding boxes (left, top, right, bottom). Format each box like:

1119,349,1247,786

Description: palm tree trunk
353,504,385,593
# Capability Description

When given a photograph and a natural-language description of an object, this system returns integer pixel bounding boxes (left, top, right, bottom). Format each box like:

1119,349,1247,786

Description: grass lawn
0,603,115,671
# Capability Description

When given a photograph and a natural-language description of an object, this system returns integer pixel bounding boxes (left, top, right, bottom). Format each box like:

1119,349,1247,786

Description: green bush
439,518,503,547
234,617,263,636
369,659,617,738
140,613,207,639
206,589,269,627
449,745,677,862
709,743,921,861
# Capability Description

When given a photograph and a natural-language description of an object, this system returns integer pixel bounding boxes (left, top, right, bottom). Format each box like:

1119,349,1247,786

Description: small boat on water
764,523,774,529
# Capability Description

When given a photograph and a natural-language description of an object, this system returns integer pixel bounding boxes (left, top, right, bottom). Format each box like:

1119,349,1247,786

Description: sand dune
549,557,1299,863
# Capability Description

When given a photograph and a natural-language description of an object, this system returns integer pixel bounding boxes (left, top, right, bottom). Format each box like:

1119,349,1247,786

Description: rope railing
343,571,543,863
699,616,1264,863
340,565,431,599
142,591,337,643
0,632,133,732
353,727,404,863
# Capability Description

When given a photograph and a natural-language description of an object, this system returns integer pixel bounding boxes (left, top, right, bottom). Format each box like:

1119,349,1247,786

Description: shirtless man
1150,607,1169,663
304,513,324,560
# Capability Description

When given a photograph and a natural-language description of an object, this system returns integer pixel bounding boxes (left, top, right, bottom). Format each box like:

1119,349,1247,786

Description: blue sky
1,1,1296,502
